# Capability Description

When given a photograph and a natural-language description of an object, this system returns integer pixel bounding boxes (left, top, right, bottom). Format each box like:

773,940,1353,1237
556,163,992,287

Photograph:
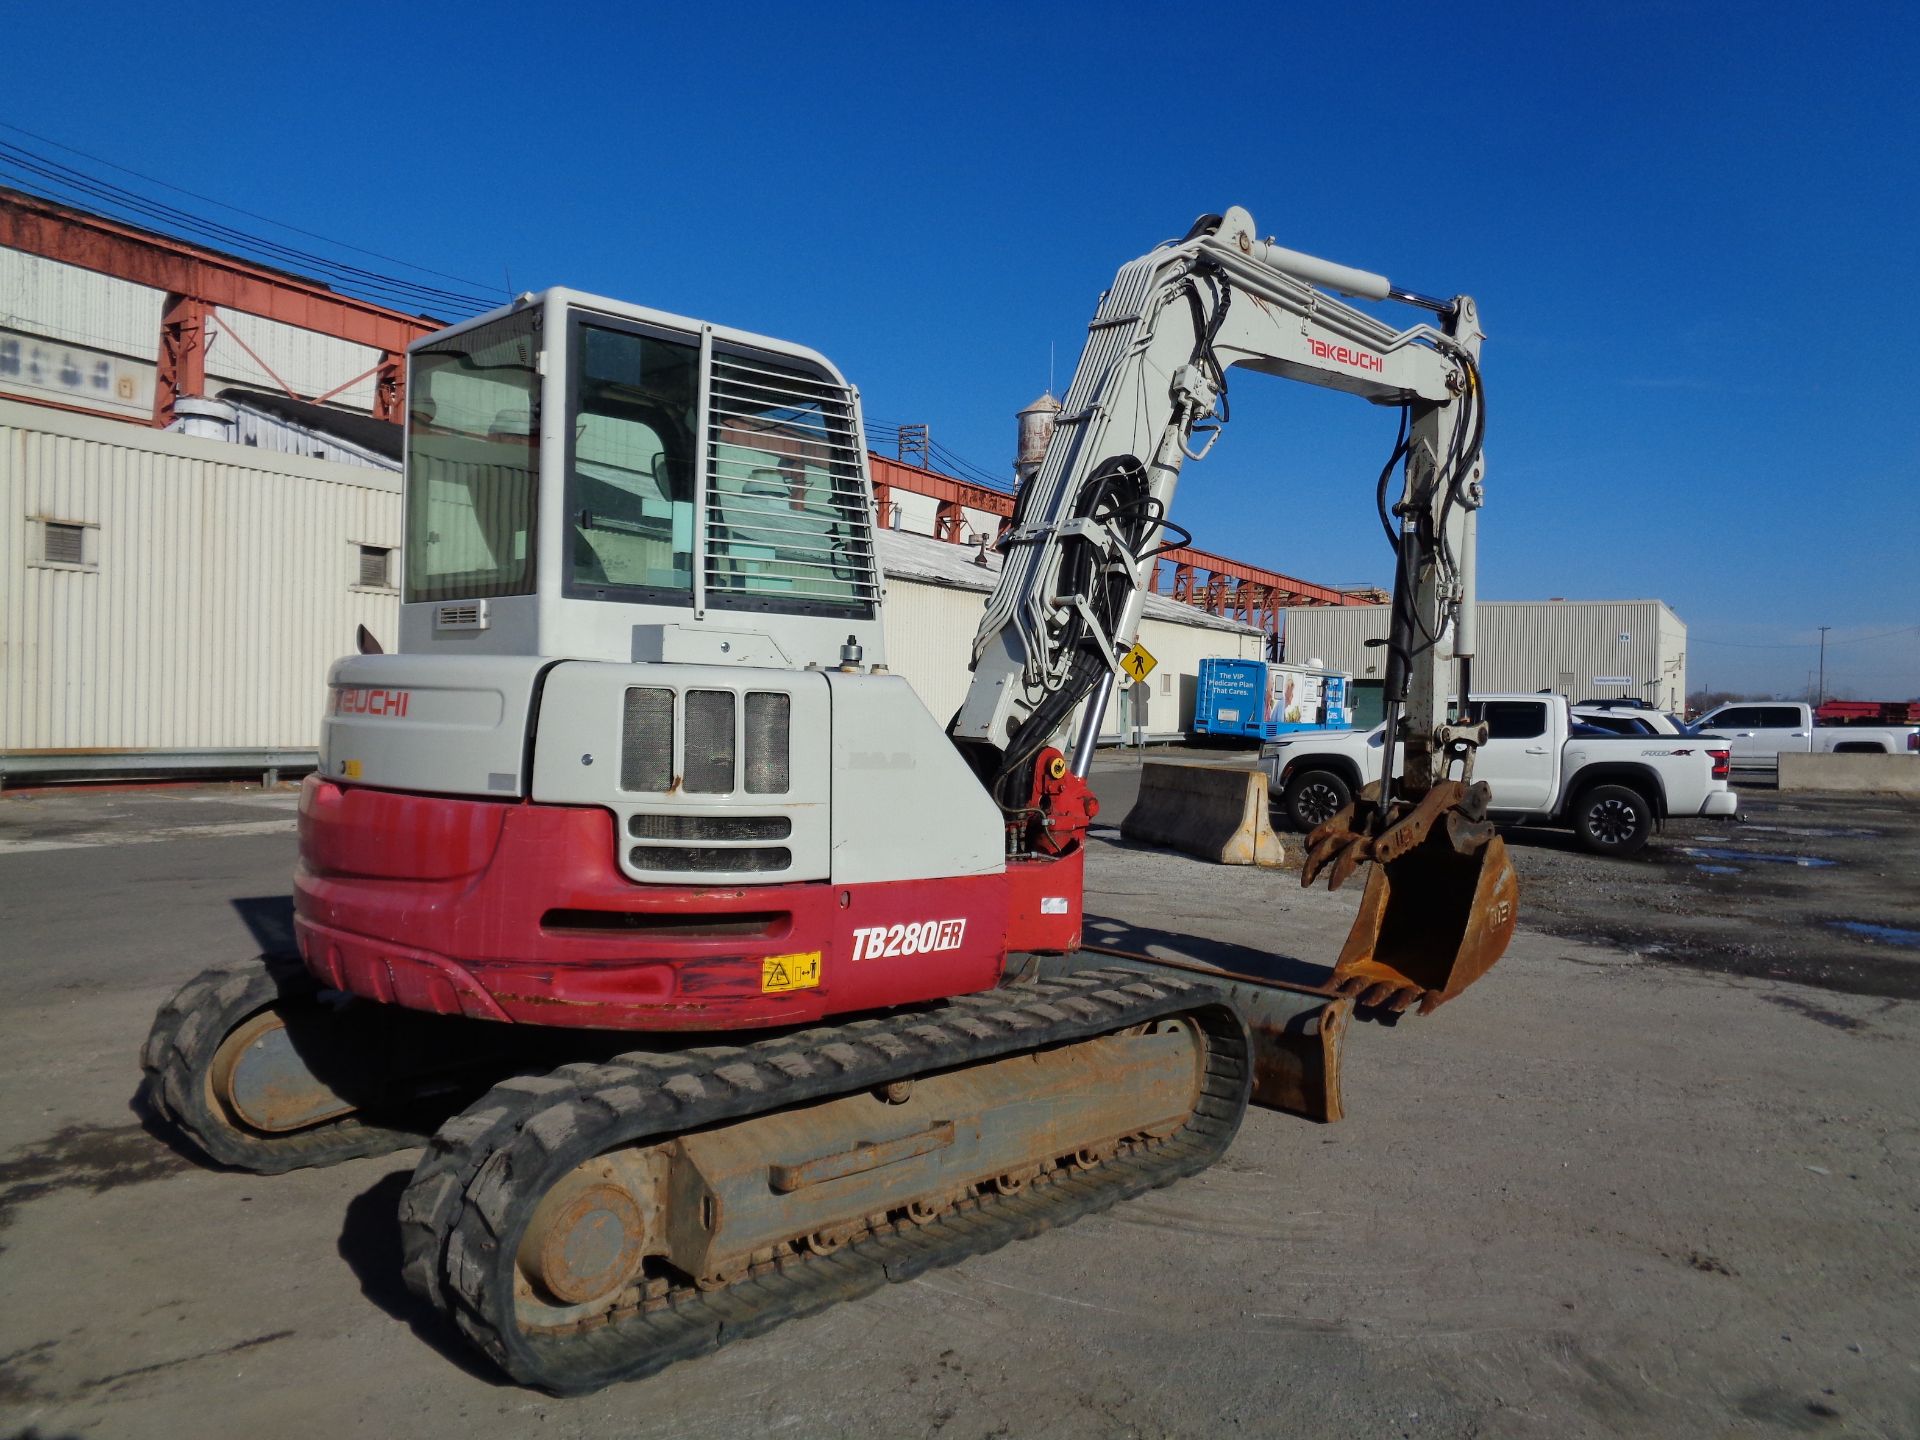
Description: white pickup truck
1261,693,1738,856
1690,701,1920,770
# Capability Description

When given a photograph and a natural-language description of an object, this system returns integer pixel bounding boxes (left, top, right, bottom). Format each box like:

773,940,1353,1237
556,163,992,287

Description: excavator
142,206,1515,1394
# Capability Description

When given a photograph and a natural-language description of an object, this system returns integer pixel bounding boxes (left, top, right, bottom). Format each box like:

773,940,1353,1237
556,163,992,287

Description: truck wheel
1573,784,1652,857
1284,770,1351,831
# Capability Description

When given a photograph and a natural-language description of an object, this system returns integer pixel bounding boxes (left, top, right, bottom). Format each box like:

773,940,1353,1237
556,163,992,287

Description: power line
862,415,1015,491
0,137,495,310
0,120,497,294
1695,626,1919,650
928,441,1012,489
0,151,486,314
0,135,497,317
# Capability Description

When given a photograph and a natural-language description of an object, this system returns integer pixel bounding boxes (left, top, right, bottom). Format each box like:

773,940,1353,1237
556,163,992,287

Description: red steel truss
0,187,438,426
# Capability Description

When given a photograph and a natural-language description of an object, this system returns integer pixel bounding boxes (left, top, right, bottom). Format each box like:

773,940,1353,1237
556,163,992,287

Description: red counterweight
292,772,1089,1033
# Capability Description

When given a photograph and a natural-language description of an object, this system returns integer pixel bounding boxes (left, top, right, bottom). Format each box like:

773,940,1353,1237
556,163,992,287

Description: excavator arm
953,207,1514,1013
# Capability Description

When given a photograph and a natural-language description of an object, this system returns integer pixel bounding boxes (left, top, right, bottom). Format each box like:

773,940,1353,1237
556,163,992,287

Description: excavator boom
954,207,1510,1011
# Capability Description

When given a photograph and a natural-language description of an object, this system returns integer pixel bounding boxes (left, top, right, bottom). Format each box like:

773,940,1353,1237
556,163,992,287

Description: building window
28,517,97,572
44,523,85,566
356,544,396,590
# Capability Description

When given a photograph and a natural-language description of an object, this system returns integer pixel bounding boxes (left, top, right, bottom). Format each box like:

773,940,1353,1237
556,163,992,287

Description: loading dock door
1349,679,1384,730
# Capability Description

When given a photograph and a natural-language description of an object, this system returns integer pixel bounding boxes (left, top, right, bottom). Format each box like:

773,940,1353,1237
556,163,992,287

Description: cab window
566,320,700,601
405,311,540,603
1469,700,1548,740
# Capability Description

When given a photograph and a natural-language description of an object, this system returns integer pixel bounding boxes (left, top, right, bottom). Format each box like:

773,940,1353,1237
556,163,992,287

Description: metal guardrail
0,749,319,787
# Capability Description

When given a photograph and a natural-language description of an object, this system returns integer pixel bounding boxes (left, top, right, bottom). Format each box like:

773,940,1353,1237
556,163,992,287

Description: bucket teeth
1301,806,1371,890
1304,784,1519,1015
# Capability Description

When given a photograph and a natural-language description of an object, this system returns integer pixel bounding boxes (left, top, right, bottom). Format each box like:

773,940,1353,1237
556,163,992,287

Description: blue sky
9,2,1916,696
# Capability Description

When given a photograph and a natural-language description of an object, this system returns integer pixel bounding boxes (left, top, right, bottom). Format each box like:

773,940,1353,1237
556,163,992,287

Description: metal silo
1014,390,1060,490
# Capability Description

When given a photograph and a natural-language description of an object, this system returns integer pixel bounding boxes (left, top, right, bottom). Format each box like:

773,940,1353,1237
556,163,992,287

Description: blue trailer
1192,658,1352,741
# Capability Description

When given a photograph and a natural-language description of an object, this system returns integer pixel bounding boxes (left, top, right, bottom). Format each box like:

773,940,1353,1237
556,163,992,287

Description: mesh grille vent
683,690,736,793
744,692,791,794
627,846,791,874
620,687,675,791
627,814,791,842
44,523,84,565
357,544,392,587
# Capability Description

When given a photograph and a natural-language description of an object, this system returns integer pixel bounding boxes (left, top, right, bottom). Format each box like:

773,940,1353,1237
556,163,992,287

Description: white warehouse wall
1279,600,1690,710
880,489,1002,545
1,399,401,753
202,308,383,414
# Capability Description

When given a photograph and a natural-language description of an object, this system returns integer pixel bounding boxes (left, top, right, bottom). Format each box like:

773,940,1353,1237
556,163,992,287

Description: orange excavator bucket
1301,780,1519,1015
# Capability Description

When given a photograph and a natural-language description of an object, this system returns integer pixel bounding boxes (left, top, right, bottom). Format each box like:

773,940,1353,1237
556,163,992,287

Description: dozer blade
1302,782,1519,1015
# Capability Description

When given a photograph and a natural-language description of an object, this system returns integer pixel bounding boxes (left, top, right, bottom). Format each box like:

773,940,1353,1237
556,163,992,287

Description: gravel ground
0,773,1916,1439
1094,746,1920,1000
1494,784,1920,1002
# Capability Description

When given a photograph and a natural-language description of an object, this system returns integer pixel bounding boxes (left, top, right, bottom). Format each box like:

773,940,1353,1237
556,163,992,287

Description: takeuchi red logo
333,687,411,718
1308,337,1384,373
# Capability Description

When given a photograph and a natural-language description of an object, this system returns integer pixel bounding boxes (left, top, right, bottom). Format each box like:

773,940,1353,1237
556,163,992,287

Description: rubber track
140,956,424,1174
407,968,1251,1395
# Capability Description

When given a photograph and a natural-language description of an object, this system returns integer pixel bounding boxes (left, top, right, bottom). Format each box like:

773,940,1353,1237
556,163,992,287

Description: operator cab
323,291,1002,892
397,290,884,670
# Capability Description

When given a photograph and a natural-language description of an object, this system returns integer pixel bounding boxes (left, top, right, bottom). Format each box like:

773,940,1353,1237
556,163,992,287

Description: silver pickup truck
1261,693,1738,857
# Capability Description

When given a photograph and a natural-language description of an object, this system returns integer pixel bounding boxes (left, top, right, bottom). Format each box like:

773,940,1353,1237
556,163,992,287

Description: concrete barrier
1121,762,1291,867
1778,752,1920,795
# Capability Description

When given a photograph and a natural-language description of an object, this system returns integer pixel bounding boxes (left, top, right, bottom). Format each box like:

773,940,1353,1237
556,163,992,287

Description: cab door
1705,705,1780,766
1467,699,1558,812
1759,705,1814,756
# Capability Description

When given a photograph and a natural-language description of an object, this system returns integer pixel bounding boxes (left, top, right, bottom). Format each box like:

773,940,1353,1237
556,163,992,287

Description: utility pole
1817,626,1832,705
895,424,930,469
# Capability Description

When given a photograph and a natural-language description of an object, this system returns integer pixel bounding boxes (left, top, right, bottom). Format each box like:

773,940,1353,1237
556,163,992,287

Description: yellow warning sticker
1120,642,1158,682
339,758,363,780
761,951,822,993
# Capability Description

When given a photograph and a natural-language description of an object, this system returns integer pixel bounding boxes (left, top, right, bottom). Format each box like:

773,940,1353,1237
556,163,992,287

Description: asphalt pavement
1,773,1916,1439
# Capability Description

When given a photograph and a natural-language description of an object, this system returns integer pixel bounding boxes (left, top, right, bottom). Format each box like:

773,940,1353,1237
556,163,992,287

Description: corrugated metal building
1,400,1261,775
1279,599,1689,724
2,399,403,767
